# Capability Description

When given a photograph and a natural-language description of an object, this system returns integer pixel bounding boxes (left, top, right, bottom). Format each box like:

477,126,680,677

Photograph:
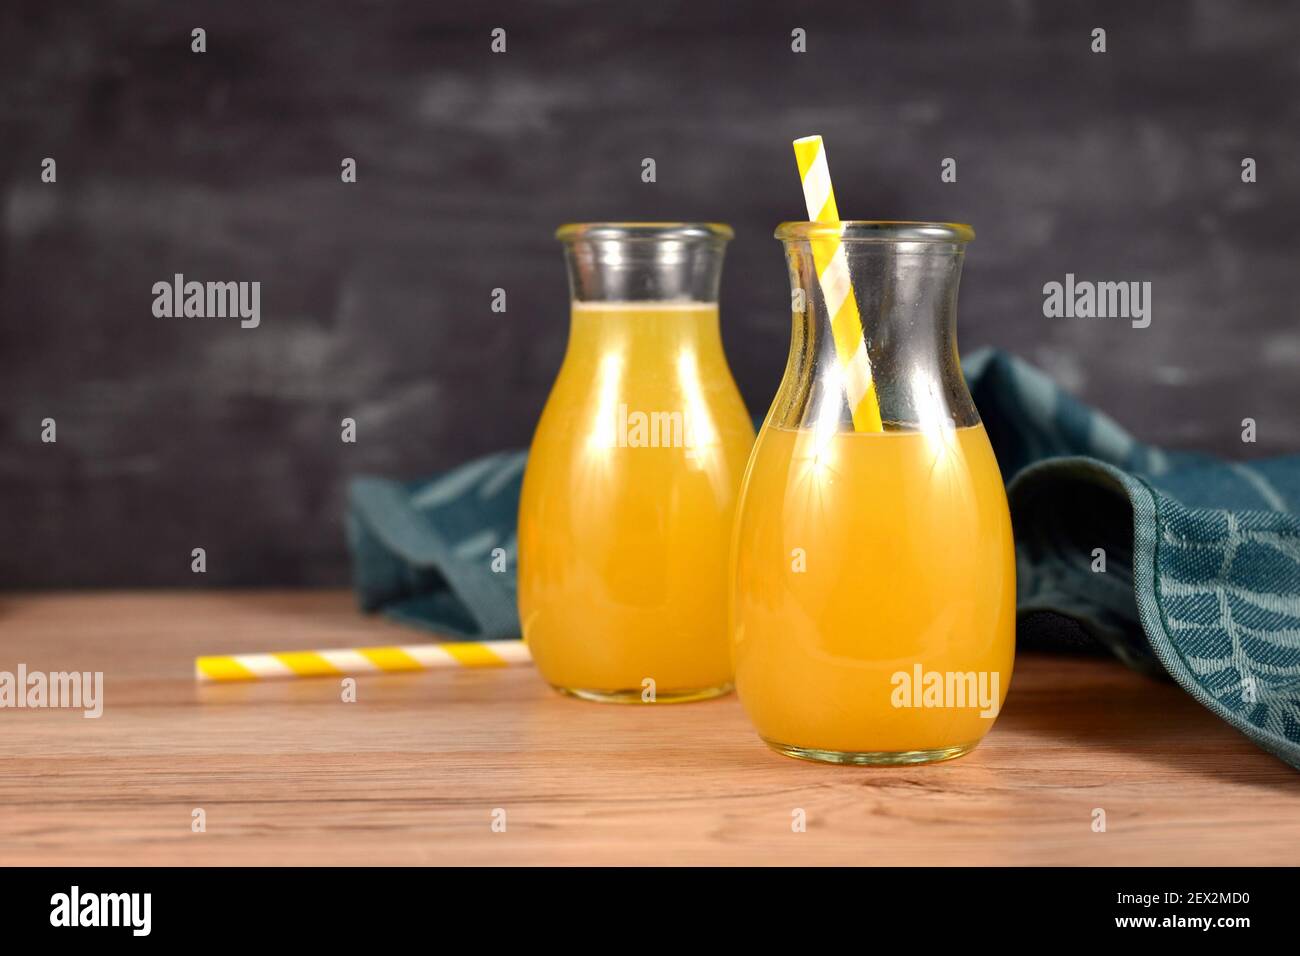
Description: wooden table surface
2,591,1297,866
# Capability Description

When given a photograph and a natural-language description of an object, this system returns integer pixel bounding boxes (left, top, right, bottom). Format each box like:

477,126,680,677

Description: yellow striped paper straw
195,640,531,682
792,135,884,432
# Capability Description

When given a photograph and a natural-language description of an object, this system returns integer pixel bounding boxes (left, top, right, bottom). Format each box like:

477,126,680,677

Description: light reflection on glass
677,348,729,501
810,364,845,468
908,364,971,503
787,365,846,525
586,351,624,460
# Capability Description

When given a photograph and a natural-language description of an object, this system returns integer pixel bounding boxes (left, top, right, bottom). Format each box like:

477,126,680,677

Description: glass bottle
519,223,755,702
731,221,1015,763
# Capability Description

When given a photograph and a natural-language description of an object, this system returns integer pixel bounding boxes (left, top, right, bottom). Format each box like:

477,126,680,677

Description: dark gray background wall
2,0,1297,588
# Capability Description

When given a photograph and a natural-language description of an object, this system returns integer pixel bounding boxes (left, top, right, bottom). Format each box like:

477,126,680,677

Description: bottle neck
773,237,977,432
563,301,724,372
558,223,731,304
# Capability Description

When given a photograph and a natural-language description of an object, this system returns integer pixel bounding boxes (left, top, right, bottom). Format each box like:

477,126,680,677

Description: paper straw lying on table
195,641,532,682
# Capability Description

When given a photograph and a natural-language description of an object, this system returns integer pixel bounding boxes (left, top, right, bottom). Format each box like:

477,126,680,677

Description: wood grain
2,591,1297,865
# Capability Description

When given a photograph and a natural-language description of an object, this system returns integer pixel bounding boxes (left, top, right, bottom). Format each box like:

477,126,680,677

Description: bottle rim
774,221,974,243
556,222,734,243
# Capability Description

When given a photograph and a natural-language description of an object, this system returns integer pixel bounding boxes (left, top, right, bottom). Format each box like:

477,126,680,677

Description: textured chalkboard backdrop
1,0,1297,587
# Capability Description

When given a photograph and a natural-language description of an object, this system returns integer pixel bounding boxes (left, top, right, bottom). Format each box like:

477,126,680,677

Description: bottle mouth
556,222,734,243
775,221,974,243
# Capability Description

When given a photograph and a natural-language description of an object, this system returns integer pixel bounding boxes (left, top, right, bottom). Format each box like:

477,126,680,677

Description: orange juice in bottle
731,221,1015,763
519,224,754,702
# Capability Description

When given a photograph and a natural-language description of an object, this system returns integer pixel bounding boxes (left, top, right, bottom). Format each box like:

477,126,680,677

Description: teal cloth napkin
346,349,1300,769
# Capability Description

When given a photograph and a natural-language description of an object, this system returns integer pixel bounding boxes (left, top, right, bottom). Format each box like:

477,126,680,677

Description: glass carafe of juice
731,221,1015,763
519,223,755,702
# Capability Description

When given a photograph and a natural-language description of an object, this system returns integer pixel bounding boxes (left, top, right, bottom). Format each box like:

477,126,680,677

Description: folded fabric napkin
346,349,1300,769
